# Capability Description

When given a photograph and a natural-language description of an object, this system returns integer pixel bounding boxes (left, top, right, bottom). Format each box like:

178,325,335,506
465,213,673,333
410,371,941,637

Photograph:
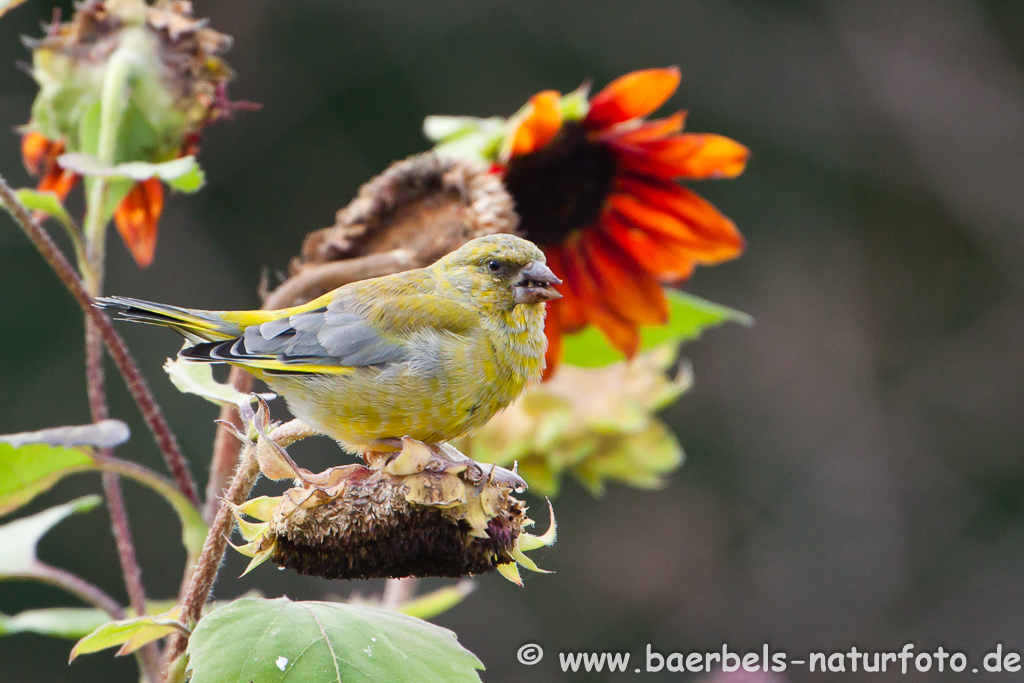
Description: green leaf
0,441,206,559
425,116,506,162
14,188,87,265
164,356,275,408
58,153,206,193
397,581,475,620
187,597,484,683
0,444,96,519
70,608,186,661
0,497,101,575
0,607,110,640
562,290,753,368
14,189,77,234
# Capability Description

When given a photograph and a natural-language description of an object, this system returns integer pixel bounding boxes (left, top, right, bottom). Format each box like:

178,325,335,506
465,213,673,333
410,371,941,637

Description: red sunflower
496,67,748,375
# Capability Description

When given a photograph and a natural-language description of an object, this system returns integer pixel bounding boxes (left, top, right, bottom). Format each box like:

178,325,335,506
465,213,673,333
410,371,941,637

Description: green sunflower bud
24,0,234,163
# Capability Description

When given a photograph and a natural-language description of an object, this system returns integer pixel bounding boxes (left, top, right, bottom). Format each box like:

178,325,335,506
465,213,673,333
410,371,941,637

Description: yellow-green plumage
97,234,555,452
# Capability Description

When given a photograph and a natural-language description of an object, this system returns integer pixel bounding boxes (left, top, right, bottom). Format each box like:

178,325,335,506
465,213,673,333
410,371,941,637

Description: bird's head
433,234,562,311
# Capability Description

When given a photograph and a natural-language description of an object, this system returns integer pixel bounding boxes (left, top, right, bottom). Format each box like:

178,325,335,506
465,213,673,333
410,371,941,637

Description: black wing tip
93,296,129,311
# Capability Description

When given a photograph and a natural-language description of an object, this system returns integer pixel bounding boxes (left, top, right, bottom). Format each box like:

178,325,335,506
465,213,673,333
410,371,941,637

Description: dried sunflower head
233,438,555,586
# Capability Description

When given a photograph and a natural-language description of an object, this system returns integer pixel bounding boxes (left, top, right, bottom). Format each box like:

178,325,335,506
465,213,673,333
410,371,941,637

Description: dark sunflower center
503,121,618,245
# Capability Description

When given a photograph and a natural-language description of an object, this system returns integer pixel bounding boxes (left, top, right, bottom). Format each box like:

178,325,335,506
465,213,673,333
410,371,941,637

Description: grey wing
179,302,409,372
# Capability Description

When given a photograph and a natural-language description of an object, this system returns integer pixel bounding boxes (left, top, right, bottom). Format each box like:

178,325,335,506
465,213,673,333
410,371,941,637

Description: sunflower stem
74,42,165,682
166,419,313,677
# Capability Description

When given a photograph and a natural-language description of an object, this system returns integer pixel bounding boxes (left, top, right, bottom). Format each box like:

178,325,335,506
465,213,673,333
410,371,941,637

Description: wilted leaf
58,153,205,193
70,608,186,661
165,356,275,408
0,420,130,449
0,607,110,640
0,441,206,558
469,345,691,496
0,496,101,575
187,597,484,683
562,290,752,368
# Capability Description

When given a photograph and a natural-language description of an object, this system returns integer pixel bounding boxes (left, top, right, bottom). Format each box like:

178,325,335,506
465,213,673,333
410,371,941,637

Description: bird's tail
94,296,265,343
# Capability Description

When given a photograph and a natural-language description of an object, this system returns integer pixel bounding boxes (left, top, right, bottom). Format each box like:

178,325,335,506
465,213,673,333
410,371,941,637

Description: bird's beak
513,261,563,305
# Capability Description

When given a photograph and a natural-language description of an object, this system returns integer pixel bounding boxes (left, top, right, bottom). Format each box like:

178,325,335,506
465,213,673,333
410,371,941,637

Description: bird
95,234,562,453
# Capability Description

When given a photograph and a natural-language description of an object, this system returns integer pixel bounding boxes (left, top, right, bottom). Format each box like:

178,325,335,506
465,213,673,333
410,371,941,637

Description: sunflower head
232,437,556,586
426,67,750,374
20,0,244,267
24,0,233,161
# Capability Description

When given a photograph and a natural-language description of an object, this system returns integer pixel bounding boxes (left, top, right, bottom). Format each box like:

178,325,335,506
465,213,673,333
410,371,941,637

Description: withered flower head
233,437,555,586
20,0,242,266
467,344,690,495
285,153,519,305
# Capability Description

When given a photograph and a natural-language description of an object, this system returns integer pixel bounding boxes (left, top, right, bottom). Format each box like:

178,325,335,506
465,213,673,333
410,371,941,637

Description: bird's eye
487,260,502,273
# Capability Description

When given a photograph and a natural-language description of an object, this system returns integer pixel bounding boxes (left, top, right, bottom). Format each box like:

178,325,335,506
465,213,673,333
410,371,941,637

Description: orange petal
37,166,79,202
509,90,564,157
22,132,57,176
114,178,164,267
579,228,668,325
603,211,695,283
585,67,681,129
616,177,744,260
593,112,686,145
561,239,640,358
614,133,749,179
608,193,742,265
544,246,587,333
541,301,562,380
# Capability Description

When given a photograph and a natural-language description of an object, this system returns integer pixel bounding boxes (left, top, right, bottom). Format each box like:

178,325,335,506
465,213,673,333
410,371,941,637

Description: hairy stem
202,369,251,523
0,175,199,504
164,420,314,676
163,441,259,672
79,46,162,678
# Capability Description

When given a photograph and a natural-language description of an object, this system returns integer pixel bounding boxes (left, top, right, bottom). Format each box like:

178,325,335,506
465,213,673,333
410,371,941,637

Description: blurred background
2,1,1024,681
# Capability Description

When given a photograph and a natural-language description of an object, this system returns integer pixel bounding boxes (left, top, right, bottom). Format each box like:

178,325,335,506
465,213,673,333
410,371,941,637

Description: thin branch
81,56,161,671
26,566,126,620
85,317,150,625
381,577,420,611
0,174,200,505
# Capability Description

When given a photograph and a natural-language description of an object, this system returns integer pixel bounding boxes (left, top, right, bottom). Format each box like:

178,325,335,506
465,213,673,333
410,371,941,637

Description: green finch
96,234,561,452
